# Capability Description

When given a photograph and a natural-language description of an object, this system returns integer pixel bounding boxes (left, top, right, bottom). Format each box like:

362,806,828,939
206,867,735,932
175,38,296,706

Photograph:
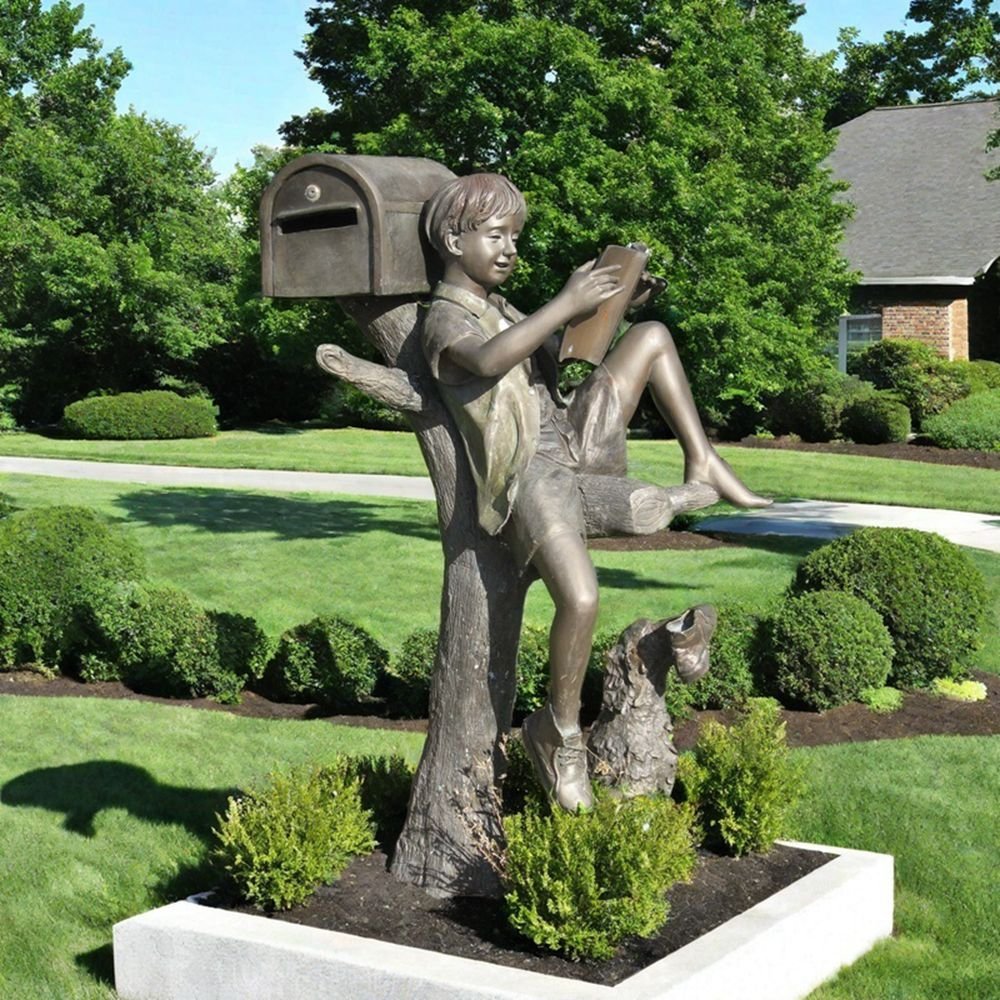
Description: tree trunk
334,297,527,897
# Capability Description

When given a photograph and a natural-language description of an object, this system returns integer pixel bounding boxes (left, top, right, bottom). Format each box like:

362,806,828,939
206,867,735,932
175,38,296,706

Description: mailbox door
266,166,372,297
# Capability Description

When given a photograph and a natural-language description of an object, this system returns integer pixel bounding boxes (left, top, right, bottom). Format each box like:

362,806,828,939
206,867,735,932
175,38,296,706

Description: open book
559,243,650,365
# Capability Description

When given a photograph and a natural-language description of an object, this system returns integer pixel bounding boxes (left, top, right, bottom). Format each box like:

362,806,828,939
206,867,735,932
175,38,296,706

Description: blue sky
74,1,923,179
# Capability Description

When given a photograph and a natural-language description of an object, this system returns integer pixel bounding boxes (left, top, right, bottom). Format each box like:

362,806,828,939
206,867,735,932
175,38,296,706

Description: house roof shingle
826,99,1000,286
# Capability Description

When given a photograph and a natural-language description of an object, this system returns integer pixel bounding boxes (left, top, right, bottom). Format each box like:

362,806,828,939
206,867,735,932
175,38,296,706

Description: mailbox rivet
304,183,321,202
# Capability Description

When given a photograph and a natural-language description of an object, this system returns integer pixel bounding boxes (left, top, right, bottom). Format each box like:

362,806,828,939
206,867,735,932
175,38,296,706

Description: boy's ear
444,231,463,257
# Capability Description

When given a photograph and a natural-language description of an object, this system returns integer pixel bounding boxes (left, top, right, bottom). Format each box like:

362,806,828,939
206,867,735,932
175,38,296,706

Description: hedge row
62,390,217,439
0,505,987,716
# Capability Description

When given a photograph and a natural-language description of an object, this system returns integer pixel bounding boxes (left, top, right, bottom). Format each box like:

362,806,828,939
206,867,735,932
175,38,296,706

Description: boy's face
446,213,522,291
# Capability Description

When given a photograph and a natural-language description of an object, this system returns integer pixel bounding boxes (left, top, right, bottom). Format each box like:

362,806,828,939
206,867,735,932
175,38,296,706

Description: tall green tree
827,0,1000,127
0,0,240,425
283,0,853,430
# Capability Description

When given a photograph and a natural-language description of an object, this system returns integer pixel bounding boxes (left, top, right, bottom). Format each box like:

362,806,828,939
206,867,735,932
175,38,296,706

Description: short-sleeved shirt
423,281,628,564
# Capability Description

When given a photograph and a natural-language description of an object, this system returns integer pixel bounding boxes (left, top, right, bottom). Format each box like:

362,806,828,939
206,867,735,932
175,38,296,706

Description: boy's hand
627,271,667,312
559,260,623,318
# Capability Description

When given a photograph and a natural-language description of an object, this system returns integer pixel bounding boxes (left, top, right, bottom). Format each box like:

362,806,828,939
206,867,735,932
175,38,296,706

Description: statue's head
425,173,527,260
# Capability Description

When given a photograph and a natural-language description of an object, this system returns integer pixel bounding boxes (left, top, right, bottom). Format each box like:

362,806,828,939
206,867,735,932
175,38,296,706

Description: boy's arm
444,262,622,378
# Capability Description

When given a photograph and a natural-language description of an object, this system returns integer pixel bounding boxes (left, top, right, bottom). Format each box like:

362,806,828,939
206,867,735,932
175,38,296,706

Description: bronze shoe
666,604,717,684
521,704,594,813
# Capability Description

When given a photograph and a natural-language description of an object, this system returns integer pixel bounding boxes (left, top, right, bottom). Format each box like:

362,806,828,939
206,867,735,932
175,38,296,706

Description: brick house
825,99,1000,368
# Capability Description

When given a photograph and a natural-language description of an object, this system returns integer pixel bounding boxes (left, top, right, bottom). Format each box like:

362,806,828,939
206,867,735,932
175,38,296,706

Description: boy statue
422,173,769,813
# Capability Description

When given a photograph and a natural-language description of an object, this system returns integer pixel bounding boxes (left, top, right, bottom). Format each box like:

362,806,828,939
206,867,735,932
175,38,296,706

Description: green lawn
0,696,994,999
3,427,999,514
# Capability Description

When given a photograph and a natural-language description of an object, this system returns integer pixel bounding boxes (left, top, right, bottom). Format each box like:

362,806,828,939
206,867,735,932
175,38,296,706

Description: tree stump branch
315,343,430,413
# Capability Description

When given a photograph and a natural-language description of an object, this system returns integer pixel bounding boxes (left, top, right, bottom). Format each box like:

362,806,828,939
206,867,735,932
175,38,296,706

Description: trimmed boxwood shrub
260,616,388,709
81,584,271,703
922,390,1000,452
685,699,804,856
515,624,551,717
504,793,697,960
379,627,437,718
848,338,970,427
63,390,217,440
686,603,768,710
0,506,145,671
840,391,911,444
768,591,894,710
212,762,376,911
793,528,988,687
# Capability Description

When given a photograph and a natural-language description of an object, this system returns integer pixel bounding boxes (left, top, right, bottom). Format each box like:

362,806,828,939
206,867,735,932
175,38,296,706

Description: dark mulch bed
730,435,1000,471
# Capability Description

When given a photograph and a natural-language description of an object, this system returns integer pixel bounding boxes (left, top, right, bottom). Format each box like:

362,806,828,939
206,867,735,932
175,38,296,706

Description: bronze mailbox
260,153,456,298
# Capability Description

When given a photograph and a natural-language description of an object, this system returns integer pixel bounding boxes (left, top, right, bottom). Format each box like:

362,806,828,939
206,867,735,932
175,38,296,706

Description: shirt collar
432,281,493,318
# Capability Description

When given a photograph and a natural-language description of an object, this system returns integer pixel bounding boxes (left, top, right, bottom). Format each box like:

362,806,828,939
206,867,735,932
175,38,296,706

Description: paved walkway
2,455,999,553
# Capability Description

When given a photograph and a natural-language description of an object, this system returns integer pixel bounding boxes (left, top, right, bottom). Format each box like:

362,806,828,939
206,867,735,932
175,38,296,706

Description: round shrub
840,391,911,444
687,603,767,710
260,616,388,709
380,627,437,718
62,390,217,440
848,338,970,427
767,370,875,442
768,591,894,710
922,390,1000,452
82,584,271,702
793,528,988,687
0,506,145,671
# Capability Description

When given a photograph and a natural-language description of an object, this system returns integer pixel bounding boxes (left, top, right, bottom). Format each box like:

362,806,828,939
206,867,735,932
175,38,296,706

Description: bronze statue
422,173,769,812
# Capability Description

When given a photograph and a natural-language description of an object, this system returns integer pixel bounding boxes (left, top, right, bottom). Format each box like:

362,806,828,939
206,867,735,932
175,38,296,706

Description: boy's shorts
503,365,628,569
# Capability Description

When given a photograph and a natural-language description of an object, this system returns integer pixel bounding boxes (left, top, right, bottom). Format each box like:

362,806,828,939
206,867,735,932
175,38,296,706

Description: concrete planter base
113,840,893,1000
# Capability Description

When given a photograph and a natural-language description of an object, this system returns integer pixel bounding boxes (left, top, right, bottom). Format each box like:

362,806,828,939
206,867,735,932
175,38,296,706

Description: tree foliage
284,0,854,429
0,0,239,425
827,1,1000,127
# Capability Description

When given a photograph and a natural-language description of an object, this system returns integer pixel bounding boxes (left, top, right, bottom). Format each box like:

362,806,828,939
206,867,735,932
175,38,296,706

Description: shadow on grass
1,760,236,840
595,566,692,591
75,943,115,988
116,488,440,542
703,533,824,559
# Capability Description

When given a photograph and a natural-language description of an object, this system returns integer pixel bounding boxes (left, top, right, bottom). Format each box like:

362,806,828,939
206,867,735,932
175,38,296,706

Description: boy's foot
521,705,594,813
665,604,717,684
686,449,771,509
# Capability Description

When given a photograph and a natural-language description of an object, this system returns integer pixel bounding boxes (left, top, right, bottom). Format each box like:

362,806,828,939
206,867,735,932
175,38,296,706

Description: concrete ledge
113,841,893,1000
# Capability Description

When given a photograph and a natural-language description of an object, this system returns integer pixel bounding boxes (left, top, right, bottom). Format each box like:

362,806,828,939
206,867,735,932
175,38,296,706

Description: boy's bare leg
603,321,771,508
520,531,597,811
532,531,598,731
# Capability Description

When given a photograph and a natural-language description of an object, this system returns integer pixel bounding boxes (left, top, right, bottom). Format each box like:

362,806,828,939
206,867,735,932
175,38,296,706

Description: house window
837,313,882,372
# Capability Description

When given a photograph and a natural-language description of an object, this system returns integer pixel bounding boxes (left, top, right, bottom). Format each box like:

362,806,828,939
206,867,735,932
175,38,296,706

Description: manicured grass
3,427,1000,514
789,736,1000,1000
0,695,994,998
0,696,422,1000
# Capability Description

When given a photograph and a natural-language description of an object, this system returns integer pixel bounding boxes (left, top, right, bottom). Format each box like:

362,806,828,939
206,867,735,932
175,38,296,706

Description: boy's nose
502,237,516,256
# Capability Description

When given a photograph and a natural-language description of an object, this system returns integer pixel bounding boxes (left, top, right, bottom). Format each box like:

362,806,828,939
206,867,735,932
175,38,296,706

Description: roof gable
826,99,1000,285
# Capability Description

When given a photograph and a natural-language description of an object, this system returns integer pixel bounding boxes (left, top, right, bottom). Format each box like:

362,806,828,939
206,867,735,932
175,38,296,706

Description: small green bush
949,359,1000,394
62,390,217,440
688,699,804,856
848,338,970,427
504,794,697,960
922,389,1000,452
82,585,271,702
767,370,874,442
212,763,376,911
687,603,767,710
515,624,550,716
841,392,911,444
859,686,904,714
768,591,894,710
793,528,988,687
0,506,145,671
380,627,436,718
323,382,408,431
260,616,388,709
931,677,988,702
332,754,414,850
